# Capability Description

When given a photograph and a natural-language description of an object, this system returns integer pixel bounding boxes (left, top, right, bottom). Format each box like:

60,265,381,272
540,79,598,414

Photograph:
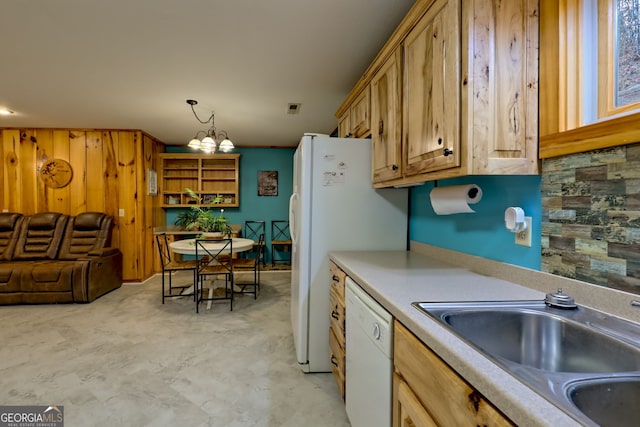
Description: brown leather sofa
0,211,123,304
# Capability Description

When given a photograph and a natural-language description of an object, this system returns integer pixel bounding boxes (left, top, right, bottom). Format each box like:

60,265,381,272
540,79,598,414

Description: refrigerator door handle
289,192,298,244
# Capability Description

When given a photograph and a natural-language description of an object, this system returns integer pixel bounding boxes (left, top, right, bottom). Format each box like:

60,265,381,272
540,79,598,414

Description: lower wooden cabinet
329,328,346,400
396,375,438,427
329,261,347,401
393,321,514,427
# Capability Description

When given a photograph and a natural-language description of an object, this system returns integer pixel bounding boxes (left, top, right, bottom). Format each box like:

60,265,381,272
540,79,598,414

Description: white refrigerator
289,134,408,373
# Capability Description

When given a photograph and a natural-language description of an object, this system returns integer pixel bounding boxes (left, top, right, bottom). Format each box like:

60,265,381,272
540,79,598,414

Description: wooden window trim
539,109,640,158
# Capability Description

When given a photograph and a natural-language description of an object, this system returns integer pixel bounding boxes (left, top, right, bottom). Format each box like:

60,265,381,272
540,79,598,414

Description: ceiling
1,0,415,148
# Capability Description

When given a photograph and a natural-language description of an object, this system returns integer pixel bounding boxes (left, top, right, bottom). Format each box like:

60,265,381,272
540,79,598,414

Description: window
539,0,640,158
599,0,640,117
559,0,640,125
611,0,640,109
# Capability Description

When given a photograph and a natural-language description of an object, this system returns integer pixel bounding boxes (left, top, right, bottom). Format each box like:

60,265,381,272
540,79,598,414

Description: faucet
545,288,577,309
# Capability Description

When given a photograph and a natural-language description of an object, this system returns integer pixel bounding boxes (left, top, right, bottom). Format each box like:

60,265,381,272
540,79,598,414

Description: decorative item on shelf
173,188,233,237
186,99,235,154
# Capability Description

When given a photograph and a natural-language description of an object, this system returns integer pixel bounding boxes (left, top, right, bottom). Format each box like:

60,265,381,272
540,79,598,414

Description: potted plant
174,188,233,237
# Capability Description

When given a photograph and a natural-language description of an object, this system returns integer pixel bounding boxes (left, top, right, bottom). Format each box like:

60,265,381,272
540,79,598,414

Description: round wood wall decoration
39,158,73,188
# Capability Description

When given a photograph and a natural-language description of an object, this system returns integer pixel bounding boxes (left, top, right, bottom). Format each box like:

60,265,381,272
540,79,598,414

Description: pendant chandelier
186,99,235,153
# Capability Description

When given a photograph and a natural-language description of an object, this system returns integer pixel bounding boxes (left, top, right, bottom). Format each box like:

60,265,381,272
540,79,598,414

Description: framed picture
258,171,278,196
147,169,157,196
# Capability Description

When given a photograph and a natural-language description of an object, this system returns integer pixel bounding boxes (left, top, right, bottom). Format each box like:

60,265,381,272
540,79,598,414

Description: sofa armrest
72,250,123,302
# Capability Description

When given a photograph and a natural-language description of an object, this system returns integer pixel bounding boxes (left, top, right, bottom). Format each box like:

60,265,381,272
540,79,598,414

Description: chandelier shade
186,99,235,153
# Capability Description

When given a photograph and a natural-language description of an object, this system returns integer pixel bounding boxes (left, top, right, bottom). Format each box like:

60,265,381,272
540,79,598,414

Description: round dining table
169,237,255,255
168,237,255,310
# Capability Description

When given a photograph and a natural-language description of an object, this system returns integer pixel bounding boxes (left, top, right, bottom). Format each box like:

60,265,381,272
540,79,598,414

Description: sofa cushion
58,212,113,260
20,261,73,292
0,213,23,261
0,263,22,292
13,212,67,260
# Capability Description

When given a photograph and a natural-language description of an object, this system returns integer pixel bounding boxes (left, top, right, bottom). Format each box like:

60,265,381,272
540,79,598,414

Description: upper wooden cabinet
337,87,371,138
159,153,240,208
371,49,404,182
338,0,540,187
403,0,460,177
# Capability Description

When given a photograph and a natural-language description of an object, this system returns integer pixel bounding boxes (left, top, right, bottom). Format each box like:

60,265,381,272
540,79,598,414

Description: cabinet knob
438,137,443,145
443,148,454,157
392,164,398,171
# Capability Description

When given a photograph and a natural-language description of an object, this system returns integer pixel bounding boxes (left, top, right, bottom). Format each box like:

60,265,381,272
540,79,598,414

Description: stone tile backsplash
541,143,640,295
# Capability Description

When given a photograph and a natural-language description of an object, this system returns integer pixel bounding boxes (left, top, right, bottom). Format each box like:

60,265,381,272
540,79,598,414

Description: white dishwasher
345,277,393,427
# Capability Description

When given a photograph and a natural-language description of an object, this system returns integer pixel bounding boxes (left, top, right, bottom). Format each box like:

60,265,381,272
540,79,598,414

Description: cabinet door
394,321,514,426
338,111,351,138
350,87,371,138
329,261,346,301
329,328,346,401
329,286,345,343
467,0,538,175
403,0,460,176
371,49,403,183
396,376,438,427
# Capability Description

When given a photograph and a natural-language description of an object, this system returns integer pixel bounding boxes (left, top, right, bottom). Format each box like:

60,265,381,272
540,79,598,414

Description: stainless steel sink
440,307,640,373
413,300,640,426
567,377,640,427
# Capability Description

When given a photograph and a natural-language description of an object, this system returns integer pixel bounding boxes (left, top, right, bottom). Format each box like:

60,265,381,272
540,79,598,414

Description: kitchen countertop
329,248,604,426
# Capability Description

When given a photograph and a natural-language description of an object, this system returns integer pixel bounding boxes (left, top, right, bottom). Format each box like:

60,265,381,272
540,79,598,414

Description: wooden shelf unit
159,153,240,208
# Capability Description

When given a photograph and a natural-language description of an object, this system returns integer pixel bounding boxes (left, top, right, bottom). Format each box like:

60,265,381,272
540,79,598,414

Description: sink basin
413,300,640,426
567,377,640,427
414,301,640,374
440,309,640,373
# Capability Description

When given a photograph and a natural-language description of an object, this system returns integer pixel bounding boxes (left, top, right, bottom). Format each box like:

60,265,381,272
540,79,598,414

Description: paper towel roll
429,184,483,215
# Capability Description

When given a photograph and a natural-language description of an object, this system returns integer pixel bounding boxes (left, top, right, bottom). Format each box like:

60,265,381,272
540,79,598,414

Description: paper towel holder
505,207,527,232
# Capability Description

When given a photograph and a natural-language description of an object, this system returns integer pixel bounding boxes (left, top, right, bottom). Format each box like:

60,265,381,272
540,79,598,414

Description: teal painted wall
164,146,295,262
408,175,542,269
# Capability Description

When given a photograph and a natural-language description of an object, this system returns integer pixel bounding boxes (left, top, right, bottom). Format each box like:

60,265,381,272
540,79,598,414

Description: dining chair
156,233,198,304
195,238,234,313
271,220,292,266
233,233,264,299
243,220,266,266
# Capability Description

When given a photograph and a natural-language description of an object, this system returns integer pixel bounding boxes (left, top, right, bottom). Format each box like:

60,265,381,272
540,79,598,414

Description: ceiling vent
287,103,301,114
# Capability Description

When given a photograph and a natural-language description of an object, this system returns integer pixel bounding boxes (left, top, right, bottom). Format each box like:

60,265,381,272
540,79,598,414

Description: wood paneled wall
0,128,165,282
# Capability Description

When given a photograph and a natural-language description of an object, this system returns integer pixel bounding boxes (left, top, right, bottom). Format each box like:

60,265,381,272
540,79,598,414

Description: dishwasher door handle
373,323,381,340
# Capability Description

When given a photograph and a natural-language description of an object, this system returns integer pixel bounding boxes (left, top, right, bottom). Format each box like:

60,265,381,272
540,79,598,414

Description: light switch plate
119,209,125,217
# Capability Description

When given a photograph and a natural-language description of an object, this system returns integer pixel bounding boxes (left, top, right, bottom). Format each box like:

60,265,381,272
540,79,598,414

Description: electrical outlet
515,217,532,247
119,209,125,217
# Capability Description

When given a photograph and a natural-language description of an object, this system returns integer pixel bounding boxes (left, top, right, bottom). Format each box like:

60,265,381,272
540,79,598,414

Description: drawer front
394,321,513,426
329,328,346,401
329,286,346,347
329,261,346,301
